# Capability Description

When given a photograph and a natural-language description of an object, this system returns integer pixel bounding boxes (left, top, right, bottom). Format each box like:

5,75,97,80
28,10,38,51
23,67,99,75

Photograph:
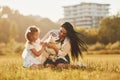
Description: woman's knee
45,64,55,68
57,63,70,69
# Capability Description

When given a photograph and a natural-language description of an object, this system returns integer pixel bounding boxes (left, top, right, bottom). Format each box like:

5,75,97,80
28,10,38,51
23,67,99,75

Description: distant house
63,2,110,28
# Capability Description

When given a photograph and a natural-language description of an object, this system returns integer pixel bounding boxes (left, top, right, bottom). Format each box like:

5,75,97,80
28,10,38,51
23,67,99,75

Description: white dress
22,39,42,67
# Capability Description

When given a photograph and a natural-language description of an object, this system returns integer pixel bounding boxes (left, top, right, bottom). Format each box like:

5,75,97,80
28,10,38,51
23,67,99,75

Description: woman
44,22,87,68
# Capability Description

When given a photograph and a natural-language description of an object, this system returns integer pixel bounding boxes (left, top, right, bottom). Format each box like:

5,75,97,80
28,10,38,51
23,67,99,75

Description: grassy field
0,54,120,80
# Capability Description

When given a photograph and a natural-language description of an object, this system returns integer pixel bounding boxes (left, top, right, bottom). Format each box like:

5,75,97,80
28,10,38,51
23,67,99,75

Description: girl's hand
40,42,47,47
46,42,55,48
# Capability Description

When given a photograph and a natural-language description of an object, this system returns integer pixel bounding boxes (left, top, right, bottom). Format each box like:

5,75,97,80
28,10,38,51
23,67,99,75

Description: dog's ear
50,32,57,37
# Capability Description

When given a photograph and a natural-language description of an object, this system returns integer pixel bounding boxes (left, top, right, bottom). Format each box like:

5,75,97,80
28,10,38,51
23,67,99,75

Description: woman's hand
47,42,59,54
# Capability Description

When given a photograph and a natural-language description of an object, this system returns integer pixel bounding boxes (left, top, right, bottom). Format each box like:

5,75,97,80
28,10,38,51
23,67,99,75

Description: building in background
63,2,110,28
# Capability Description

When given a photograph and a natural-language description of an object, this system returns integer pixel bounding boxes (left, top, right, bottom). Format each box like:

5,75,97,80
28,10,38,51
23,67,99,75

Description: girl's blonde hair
25,26,40,42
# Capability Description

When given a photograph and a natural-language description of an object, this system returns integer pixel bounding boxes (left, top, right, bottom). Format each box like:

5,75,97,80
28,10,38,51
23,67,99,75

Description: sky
0,0,120,22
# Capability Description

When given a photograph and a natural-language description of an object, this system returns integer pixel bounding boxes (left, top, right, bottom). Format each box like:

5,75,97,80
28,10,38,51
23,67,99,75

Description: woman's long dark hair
61,22,87,61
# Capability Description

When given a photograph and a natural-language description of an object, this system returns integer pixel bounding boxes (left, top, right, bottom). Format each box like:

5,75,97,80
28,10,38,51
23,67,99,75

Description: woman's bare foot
45,64,55,68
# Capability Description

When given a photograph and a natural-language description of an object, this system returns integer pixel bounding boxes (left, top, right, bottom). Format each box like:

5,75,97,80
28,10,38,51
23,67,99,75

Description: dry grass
0,54,120,80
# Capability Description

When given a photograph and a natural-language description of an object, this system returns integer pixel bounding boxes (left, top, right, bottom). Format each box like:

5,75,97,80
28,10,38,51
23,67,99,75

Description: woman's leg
44,59,55,68
57,63,70,69
55,55,70,69
56,58,70,69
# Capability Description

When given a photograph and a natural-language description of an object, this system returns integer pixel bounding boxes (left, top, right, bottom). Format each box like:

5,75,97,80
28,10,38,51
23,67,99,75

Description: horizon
0,0,120,22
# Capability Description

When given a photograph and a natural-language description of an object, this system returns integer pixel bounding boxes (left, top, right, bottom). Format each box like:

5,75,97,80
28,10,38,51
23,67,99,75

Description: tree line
0,6,120,44
0,6,59,43
75,13,120,44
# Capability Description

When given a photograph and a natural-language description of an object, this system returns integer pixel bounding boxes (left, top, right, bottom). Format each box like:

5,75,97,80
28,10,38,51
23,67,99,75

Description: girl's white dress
22,39,42,67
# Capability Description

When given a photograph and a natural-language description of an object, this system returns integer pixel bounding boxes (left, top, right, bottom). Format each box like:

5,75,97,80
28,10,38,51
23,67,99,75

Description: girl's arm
30,42,46,56
30,46,45,57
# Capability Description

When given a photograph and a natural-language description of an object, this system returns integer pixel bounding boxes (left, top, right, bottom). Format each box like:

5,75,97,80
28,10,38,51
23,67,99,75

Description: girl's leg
38,64,44,69
30,64,39,69
30,64,44,69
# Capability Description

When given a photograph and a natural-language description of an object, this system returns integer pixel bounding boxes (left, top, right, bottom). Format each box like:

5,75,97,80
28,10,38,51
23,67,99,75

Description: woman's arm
41,29,58,42
41,30,52,42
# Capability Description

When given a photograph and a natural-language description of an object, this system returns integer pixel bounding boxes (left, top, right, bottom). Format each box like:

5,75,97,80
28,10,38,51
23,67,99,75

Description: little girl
22,26,47,69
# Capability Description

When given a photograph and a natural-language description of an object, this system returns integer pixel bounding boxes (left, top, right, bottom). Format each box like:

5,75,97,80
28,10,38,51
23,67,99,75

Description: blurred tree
0,19,18,43
9,21,18,40
1,6,12,14
98,14,120,43
75,27,99,44
0,6,60,43
0,19,10,43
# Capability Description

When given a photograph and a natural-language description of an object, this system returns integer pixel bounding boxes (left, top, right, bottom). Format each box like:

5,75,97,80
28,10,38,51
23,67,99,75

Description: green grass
0,54,120,80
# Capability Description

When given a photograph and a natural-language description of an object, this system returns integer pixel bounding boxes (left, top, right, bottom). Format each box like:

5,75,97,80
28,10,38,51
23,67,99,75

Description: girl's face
32,32,39,42
58,27,67,40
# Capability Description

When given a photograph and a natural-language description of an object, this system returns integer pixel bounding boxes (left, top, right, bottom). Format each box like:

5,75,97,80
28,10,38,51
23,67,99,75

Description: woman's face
58,27,67,39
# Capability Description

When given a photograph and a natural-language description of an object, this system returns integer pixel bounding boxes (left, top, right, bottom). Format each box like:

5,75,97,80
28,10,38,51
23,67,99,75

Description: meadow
0,54,120,80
